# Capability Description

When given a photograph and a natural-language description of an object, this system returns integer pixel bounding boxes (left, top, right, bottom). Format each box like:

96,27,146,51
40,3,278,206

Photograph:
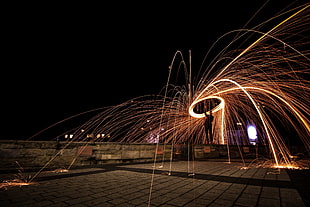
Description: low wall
193,144,269,159
0,140,273,171
0,140,172,171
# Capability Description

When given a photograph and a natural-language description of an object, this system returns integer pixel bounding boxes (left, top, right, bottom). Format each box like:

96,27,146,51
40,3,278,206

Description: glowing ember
272,165,302,170
0,179,36,190
49,168,69,173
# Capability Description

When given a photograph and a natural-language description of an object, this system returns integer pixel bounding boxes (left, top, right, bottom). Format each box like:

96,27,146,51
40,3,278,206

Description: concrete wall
0,140,274,171
193,144,269,159
0,140,172,171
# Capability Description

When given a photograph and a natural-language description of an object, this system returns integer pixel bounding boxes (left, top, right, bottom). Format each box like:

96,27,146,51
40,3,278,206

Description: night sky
2,1,306,140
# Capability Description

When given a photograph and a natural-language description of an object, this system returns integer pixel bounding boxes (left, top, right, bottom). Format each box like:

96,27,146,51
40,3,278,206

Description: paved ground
0,160,309,207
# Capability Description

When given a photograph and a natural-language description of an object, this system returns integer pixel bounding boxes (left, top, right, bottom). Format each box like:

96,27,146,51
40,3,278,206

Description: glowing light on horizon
247,125,257,140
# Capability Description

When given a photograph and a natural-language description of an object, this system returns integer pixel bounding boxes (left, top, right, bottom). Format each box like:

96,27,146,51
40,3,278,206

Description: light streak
188,96,225,118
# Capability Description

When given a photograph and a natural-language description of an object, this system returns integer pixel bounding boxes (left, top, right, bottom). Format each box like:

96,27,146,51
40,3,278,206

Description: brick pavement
0,161,308,207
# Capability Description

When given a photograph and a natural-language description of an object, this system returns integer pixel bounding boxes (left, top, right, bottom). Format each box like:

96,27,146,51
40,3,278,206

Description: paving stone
209,198,235,207
257,197,280,207
260,186,279,199
280,188,305,207
235,200,257,207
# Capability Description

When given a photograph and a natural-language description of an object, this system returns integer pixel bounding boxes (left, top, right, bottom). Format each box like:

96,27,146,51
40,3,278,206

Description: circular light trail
188,96,225,118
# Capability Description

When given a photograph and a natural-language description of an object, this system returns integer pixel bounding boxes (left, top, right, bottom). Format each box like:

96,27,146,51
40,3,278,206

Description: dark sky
2,0,305,140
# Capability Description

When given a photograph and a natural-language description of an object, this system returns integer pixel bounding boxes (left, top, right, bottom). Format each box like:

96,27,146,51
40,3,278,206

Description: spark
272,165,301,170
0,179,36,190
